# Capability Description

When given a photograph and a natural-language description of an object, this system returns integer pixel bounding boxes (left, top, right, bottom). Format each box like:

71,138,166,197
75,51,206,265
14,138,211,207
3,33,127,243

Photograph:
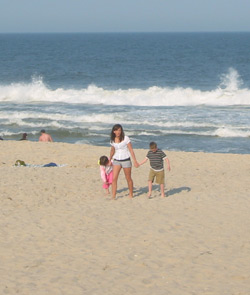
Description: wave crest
0,69,249,106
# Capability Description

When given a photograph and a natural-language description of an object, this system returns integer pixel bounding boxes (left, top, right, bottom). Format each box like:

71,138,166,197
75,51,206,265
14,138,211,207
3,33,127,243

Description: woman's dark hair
99,155,109,166
110,124,125,142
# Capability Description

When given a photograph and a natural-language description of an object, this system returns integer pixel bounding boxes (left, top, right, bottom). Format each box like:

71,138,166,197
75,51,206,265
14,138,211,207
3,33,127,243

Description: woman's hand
134,161,140,168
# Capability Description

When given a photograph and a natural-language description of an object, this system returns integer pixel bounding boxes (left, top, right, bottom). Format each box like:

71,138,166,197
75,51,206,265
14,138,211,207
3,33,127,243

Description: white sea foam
1,125,249,139
213,127,250,138
134,120,220,129
1,108,250,139
0,118,67,129
0,69,250,106
219,68,243,91
0,130,38,137
0,111,118,125
156,129,249,138
116,127,250,138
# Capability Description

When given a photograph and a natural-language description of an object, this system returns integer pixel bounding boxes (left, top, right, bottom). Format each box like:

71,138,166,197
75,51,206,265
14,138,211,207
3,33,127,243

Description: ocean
0,32,250,153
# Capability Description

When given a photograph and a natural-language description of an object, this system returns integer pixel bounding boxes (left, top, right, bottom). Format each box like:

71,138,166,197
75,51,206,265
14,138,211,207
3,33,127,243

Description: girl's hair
110,124,125,142
99,156,109,166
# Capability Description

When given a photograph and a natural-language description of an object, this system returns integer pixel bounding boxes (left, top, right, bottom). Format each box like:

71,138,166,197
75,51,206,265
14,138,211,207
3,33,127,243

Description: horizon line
0,31,250,34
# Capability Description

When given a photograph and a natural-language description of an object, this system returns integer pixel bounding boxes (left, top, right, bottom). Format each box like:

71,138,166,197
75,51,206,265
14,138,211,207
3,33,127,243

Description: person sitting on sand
139,141,170,198
20,133,28,140
39,129,53,142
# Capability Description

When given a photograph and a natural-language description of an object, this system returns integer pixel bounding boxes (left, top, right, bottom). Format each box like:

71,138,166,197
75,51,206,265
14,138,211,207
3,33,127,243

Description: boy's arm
165,158,171,171
139,157,148,166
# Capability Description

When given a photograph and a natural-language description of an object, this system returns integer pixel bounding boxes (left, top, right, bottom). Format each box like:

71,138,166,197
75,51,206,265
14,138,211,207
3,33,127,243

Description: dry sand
1,141,250,295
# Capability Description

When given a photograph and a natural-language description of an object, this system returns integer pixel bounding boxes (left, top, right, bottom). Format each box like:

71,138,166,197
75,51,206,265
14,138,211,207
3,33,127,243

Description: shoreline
1,141,250,294
1,139,250,156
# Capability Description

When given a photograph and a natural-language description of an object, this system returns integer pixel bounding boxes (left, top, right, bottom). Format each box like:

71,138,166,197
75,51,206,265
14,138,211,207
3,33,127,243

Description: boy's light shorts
148,168,165,184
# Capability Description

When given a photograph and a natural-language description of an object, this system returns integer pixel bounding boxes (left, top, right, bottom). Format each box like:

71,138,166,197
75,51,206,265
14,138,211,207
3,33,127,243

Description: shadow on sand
166,186,191,197
133,185,191,198
116,186,191,199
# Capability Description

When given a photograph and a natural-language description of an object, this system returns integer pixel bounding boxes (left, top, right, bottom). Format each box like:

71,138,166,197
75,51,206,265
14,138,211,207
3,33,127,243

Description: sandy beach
1,141,250,295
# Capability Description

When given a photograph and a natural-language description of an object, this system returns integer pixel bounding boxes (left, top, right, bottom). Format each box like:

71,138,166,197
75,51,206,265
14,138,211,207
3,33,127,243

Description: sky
0,0,249,33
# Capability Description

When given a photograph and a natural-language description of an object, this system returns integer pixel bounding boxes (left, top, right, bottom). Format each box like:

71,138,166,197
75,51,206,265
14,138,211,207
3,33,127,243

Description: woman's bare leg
123,167,133,198
112,165,122,199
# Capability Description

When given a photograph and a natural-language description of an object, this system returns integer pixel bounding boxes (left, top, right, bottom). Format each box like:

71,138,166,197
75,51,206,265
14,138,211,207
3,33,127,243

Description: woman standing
110,124,139,199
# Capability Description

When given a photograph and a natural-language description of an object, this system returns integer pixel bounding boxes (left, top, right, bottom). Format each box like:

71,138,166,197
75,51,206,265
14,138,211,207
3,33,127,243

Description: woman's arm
127,142,139,167
110,146,115,160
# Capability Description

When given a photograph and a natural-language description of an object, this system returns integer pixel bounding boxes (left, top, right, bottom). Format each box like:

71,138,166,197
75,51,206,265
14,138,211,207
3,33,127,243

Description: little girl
99,155,113,195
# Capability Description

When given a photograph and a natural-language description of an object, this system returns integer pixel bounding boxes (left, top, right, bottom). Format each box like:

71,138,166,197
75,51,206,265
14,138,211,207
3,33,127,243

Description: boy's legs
160,183,165,198
148,180,153,198
148,169,155,198
155,170,165,198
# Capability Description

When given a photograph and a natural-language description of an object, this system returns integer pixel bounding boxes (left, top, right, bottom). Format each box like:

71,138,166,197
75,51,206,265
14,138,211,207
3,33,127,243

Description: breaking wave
0,69,249,106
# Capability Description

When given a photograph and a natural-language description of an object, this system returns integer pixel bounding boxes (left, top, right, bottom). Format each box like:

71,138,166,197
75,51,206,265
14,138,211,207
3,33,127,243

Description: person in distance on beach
139,141,170,198
110,124,139,200
20,133,28,140
39,129,53,142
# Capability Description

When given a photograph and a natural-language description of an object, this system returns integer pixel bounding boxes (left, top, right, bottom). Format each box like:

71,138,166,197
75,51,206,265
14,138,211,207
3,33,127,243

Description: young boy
139,142,170,198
